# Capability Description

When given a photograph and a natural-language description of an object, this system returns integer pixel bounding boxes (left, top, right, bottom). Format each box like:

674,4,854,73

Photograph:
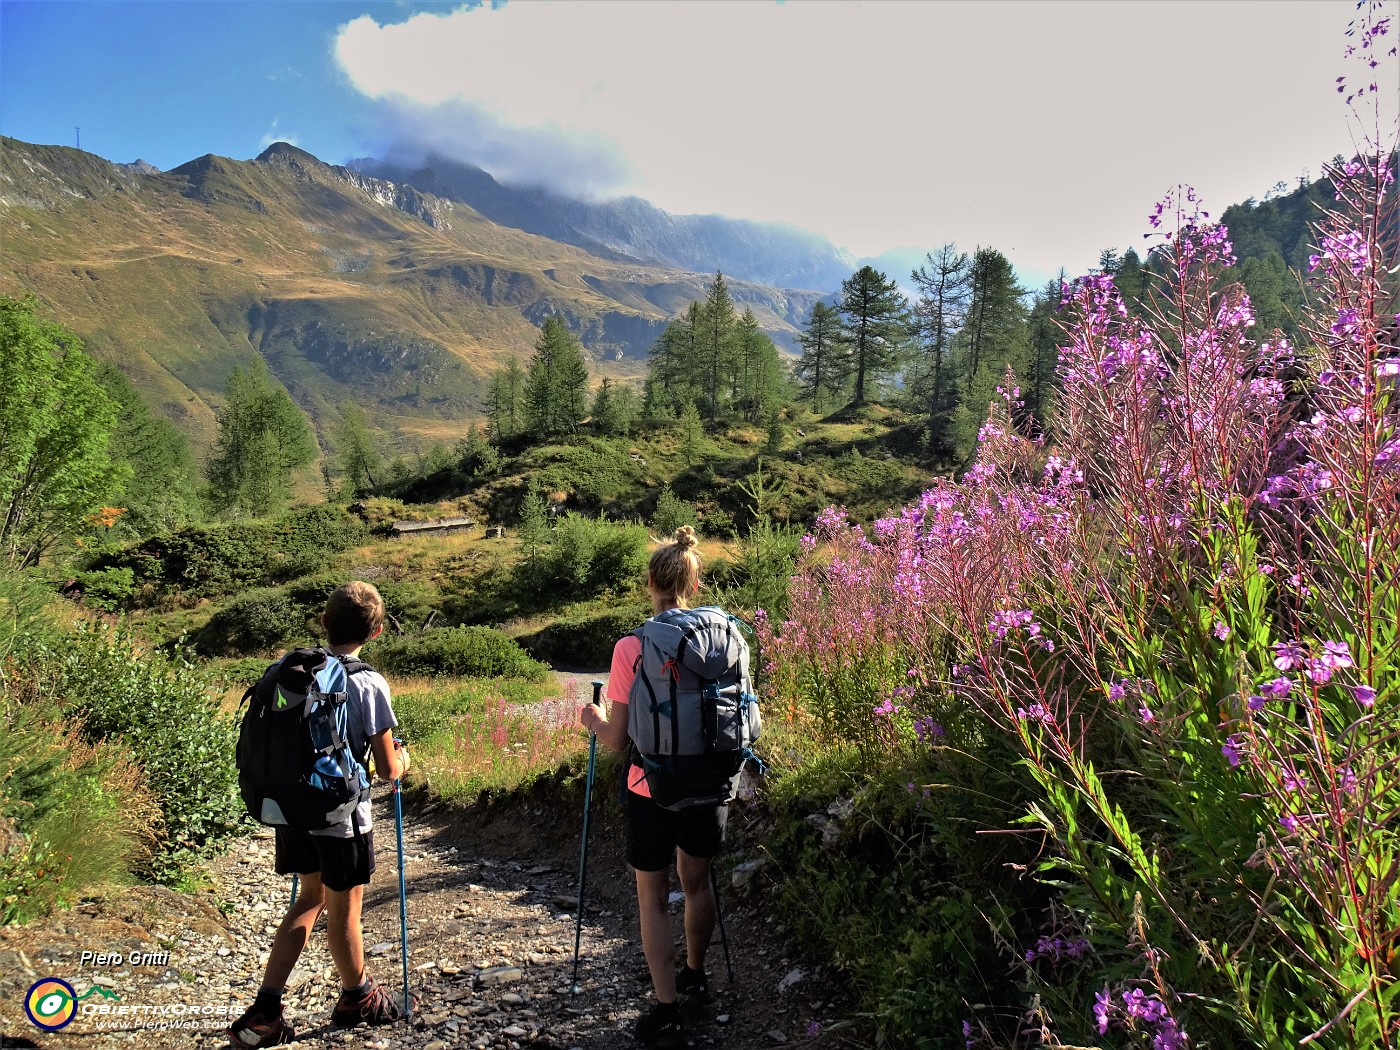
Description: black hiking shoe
676,964,710,1002
635,1002,687,1048
330,978,413,1027
227,1004,294,1047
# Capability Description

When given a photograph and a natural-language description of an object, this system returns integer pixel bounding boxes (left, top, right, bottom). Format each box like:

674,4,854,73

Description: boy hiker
229,581,412,1047
580,527,760,1048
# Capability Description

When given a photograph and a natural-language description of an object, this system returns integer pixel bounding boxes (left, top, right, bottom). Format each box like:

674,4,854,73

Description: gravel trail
0,784,847,1049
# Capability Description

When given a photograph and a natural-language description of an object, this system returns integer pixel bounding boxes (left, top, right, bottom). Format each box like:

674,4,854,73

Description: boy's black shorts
274,827,376,892
625,790,727,872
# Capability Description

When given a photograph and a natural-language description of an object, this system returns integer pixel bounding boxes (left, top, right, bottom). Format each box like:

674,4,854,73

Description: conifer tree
96,363,199,535
524,316,589,439
699,273,737,418
678,401,706,466
487,358,526,442
734,308,785,421
838,266,911,405
334,400,382,497
795,301,848,412
205,358,316,518
908,245,971,444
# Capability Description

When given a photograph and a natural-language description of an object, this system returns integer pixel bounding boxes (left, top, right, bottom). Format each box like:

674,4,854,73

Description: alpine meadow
0,2,1397,1048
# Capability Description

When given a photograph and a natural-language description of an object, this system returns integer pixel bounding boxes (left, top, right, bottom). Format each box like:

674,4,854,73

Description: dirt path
0,784,847,1049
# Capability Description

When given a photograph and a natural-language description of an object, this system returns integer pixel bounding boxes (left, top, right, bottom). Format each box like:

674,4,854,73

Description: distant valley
0,137,834,449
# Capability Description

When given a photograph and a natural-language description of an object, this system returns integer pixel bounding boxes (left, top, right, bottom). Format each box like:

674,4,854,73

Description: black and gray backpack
626,606,762,811
236,647,373,831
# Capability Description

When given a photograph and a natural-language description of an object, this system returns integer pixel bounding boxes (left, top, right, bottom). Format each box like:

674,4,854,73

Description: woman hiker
578,526,725,1049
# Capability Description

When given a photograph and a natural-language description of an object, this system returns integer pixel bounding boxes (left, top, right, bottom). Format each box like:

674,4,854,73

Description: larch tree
204,358,317,518
523,316,589,439
838,266,911,405
795,301,848,413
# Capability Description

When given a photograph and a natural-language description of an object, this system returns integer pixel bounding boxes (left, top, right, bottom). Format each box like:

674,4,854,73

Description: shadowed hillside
0,137,824,449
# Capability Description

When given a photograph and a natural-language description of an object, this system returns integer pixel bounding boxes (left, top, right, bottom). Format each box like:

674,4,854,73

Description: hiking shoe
227,1004,294,1047
676,965,710,1002
329,978,411,1027
635,1003,687,1048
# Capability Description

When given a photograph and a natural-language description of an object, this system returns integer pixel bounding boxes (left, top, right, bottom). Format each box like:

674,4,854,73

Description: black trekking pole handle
571,680,604,994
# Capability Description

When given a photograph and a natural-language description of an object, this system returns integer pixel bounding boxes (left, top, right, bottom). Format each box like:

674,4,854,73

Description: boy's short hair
323,581,385,646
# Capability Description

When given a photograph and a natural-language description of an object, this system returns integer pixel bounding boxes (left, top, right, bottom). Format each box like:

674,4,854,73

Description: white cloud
333,0,1398,277
259,118,299,150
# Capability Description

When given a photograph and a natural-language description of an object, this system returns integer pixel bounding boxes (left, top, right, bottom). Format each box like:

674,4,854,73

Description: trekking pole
571,680,604,994
289,874,299,909
710,863,735,982
393,743,412,1020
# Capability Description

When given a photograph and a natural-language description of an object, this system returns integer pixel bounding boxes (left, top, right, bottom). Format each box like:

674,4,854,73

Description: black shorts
625,790,728,872
274,826,376,892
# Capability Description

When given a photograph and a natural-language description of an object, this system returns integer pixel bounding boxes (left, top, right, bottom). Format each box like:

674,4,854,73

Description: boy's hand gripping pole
570,680,604,994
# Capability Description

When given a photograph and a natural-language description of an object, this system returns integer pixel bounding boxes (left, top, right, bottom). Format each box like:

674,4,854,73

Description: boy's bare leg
323,884,368,989
261,874,326,990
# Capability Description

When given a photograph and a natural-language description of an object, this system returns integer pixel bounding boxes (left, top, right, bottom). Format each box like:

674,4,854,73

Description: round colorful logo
25,978,77,1031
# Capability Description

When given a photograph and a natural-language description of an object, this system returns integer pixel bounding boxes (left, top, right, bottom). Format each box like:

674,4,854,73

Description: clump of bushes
192,587,311,657
368,626,549,682
516,514,649,601
0,672,162,923
519,605,648,667
37,626,241,882
94,504,369,605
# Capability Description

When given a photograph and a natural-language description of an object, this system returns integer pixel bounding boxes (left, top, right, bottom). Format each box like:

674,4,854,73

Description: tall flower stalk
762,5,1397,1044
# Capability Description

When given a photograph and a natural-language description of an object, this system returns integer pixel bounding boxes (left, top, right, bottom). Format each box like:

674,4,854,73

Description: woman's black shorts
625,790,727,872
274,826,376,892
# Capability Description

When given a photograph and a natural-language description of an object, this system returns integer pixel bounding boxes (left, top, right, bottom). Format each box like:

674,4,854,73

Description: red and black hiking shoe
227,1004,294,1047
330,978,413,1027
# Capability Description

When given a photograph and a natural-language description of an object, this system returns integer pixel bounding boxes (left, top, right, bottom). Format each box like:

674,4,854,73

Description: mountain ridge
0,136,825,451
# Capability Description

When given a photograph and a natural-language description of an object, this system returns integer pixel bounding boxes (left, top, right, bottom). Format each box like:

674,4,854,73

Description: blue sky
2,1,1396,284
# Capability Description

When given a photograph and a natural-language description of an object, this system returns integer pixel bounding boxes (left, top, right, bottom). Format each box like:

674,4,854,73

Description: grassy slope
0,138,822,454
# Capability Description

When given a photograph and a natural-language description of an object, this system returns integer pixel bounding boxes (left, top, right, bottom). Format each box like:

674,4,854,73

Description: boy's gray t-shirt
311,667,397,839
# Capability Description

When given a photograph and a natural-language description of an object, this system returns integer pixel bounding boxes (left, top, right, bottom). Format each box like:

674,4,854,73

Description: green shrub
97,505,368,600
651,484,698,537
39,627,241,882
0,564,62,661
192,587,311,657
516,514,649,601
0,696,160,924
367,626,550,681
519,605,648,667
75,566,135,612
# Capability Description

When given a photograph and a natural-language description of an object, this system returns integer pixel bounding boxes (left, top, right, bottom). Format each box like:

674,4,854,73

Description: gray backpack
627,606,762,810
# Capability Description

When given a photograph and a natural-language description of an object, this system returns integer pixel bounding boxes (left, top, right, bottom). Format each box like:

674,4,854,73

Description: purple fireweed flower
1213,621,1230,640
807,1021,821,1038
873,698,898,717
1279,814,1299,833
989,609,1039,639
1094,987,1113,1034
1222,735,1243,767
1259,677,1293,698
1305,658,1335,685
1017,704,1054,725
913,717,945,743
1247,695,1266,712
1319,640,1354,668
1282,770,1309,794
1108,681,1126,701
962,1020,978,1049
1139,706,1155,725
1122,989,1170,1025
1353,684,1377,708
1272,640,1306,671
1154,1019,1189,1050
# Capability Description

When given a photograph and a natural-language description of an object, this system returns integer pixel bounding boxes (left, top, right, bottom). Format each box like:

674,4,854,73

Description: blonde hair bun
672,525,699,550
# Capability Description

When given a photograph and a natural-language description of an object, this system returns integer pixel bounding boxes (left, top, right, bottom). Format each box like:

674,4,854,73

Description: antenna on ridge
75,127,81,150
